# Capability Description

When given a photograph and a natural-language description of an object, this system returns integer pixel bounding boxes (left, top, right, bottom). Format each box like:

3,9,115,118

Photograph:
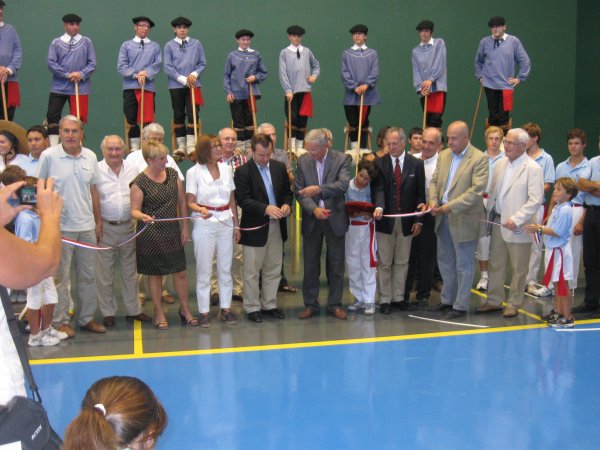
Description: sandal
278,285,298,294
154,321,169,330
179,309,199,327
161,293,175,304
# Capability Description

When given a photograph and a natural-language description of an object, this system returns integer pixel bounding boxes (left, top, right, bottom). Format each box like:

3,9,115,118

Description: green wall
8,0,583,161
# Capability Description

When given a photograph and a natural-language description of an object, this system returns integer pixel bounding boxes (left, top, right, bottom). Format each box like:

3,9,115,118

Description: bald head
447,121,470,154
219,127,237,157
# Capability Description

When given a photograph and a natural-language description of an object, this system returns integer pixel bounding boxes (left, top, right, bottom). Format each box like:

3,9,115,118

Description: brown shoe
432,280,443,292
103,316,116,327
476,303,503,313
55,324,75,338
81,320,106,333
298,307,318,319
330,307,348,320
126,313,152,322
503,306,518,318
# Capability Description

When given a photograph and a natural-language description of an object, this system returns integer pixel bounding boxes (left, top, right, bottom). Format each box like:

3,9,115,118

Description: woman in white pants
186,134,240,328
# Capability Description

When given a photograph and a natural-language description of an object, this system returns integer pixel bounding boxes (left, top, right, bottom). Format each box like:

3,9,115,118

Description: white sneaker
476,276,488,291
44,327,69,341
532,286,554,297
364,303,376,315
525,281,538,295
28,332,60,347
348,300,365,312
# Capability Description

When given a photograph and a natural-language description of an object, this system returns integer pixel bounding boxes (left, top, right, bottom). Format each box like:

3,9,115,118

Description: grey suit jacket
294,149,351,236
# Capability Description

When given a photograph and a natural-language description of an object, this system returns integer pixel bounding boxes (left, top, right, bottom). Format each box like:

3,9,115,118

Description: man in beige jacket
427,121,488,319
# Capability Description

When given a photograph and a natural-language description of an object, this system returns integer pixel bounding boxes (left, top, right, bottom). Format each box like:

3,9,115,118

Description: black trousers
46,93,70,134
344,104,371,147
419,93,446,128
123,89,155,139
404,214,437,300
230,99,255,141
484,87,510,126
169,88,199,138
583,206,600,307
283,93,309,140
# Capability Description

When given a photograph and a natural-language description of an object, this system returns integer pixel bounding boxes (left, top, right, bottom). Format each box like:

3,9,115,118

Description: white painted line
408,315,490,329
554,328,600,332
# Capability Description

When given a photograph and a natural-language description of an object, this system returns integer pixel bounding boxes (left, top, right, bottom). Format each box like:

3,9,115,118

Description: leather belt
197,203,230,211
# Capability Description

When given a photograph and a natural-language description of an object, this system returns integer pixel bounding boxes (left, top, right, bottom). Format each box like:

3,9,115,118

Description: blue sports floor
31,317,600,449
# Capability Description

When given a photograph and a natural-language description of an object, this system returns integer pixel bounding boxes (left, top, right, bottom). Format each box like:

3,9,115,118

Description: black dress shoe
247,311,263,323
571,304,599,315
428,303,453,313
262,308,285,319
394,301,416,311
444,309,467,320
380,303,392,315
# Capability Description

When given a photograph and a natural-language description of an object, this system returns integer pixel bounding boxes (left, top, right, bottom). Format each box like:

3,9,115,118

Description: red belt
350,220,369,226
197,203,230,211
572,203,583,207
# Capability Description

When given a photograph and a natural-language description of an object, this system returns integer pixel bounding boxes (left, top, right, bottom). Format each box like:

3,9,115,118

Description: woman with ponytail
63,376,167,450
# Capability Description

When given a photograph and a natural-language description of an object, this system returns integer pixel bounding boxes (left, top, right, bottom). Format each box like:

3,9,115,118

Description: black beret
171,16,192,27
488,16,506,27
132,16,155,28
416,20,434,31
62,13,82,23
287,25,305,35
349,24,368,34
235,29,254,39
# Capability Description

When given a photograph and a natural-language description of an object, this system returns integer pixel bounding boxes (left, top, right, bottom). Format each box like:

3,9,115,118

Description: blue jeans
436,215,477,311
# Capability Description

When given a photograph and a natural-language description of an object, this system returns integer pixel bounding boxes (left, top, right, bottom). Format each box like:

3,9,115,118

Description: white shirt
496,152,528,214
185,162,235,222
351,44,368,51
96,159,139,221
422,152,439,193
125,150,184,180
60,33,82,44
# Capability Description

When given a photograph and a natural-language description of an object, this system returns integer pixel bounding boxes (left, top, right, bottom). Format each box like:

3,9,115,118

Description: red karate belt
299,92,313,117
192,86,204,107
6,81,20,108
543,247,569,296
349,219,378,268
502,89,514,112
69,94,89,123
426,91,445,114
134,89,155,123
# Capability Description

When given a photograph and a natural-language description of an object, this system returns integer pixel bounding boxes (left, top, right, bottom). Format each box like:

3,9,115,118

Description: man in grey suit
295,128,351,320
427,121,488,319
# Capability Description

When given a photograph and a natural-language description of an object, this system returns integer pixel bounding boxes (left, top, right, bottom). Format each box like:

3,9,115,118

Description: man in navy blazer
295,128,351,320
373,127,426,314
234,134,293,322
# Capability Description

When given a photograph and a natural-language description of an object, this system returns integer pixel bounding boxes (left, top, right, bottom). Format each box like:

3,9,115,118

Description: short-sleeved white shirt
186,162,235,222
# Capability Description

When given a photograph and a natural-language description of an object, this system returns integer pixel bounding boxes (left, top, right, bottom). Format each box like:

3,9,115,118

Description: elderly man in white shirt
478,128,543,317
95,135,151,327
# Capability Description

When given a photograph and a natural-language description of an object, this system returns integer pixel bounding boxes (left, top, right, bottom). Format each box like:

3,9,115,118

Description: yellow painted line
30,320,576,366
133,320,143,355
471,288,544,322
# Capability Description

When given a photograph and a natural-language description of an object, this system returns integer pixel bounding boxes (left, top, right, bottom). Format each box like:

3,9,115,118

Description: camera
17,185,37,206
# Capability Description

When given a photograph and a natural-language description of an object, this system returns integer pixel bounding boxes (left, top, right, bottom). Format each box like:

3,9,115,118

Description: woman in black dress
130,141,197,329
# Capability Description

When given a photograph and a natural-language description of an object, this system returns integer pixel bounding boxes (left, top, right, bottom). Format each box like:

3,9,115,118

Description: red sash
503,89,514,112
134,89,155,123
192,87,204,107
359,105,369,125
6,81,20,107
247,95,258,113
426,91,445,114
299,92,313,117
543,248,569,296
69,94,89,123
349,220,378,268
